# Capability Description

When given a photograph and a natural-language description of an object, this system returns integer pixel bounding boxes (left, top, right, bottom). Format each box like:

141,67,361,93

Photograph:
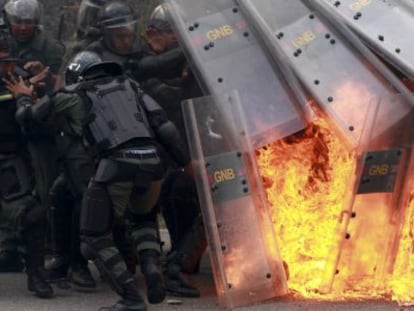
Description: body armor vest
82,76,154,151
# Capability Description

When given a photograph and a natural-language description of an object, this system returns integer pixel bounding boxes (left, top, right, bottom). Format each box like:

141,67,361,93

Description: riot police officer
0,32,53,298
5,66,99,292
4,0,65,93
3,1,64,245
142,4,206,298
69,51,190,311
84,0,189,279
35,2,104,291
86,0,186,82
62,0,109,70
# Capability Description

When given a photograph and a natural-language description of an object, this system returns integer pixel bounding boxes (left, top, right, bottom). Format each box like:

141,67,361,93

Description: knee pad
80,182,113,237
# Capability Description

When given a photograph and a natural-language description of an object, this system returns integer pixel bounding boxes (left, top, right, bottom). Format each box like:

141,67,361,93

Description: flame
256,109,414,303
257,115,356,298
390,191,414,305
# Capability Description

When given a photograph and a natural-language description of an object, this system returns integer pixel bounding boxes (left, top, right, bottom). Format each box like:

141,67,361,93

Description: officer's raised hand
3,74,34,98
28,66,50,88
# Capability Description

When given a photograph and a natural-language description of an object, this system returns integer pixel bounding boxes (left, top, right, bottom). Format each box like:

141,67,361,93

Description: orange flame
256,111,414,303
390,192,414,305
257,116,355,298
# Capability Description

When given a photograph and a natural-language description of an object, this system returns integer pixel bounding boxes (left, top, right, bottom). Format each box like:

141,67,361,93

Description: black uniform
0,81,53,298
15,90,97,289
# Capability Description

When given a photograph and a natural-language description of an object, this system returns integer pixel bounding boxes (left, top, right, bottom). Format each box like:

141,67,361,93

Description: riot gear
65,50,103,85
148,4,171,32
68,44,189,309
4,0,41,24
98,1,138,55
0,46,53,297
80,181,113,236
98,1,136,29
76,0,108,39
79,73,155,152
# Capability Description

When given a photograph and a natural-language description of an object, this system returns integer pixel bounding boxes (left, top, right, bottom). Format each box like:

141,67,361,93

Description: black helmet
76,0,108,39
98,1,138,55
4,0,41,24
65,50,123,85
65,51,102,85
98,1,136,29
148,4,171,32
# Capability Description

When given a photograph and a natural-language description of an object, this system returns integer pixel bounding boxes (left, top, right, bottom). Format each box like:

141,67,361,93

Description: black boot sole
165,279,200,298
98,301,147,311
28,284,54,299
145,272,166,304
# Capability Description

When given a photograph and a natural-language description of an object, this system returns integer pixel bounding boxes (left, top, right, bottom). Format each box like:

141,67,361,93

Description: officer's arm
142,93,190,166
126,47,185,81
53,93,87,136
44,40,66,76
15,94,53,124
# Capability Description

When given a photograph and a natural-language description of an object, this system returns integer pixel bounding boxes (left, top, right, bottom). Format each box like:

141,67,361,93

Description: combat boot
44,255,69,280
164,251,200,298
27,268,54,298
163,216,206,297
70,261,96,289
24,220,54,298
99,281,147,311
140,250,166,304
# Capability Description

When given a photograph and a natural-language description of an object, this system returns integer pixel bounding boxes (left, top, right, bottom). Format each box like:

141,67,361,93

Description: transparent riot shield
182,91,288,309
320,94,414,302
166,0,310,147
317,0,414,80
397,0,414,14
238,0,413,149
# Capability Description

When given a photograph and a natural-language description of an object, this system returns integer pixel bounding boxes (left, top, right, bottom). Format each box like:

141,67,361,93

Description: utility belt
94,148,165,184
110,148,159,162
0,155,32,201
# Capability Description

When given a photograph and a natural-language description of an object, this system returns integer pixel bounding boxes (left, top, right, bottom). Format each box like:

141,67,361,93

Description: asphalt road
2,270,414,311
1,257,414,311
1,230,414,311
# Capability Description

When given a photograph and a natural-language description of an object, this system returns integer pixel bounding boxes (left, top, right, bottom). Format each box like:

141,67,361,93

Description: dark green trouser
110,181,162,256
81,179,162,298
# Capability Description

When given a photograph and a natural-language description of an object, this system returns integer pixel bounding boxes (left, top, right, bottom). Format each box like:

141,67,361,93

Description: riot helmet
98,1,137,55
4,0,42,42
65,50,102,85
65,50,123,85
146,4,178,54
76,0,108,39
148,4,171,32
